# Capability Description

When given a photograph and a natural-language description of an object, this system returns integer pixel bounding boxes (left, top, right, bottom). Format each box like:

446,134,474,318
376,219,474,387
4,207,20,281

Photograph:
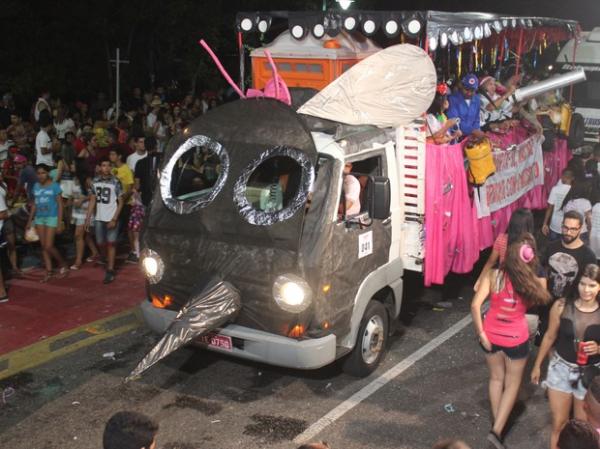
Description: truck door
328,152,392,335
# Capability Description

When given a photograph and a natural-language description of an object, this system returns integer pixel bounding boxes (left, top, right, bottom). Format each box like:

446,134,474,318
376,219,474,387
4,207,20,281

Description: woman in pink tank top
474,208,534,292
471,233,551,449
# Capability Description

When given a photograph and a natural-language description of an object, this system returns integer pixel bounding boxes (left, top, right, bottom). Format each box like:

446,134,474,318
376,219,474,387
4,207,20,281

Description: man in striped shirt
86,157,124,284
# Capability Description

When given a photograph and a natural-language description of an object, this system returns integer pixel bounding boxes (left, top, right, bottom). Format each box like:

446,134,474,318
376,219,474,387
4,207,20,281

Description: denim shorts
480,340,530,360
95,220,119,245
35,216,58,228
543,352,588,401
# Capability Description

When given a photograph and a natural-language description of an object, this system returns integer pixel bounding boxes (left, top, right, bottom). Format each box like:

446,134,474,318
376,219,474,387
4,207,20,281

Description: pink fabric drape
424,142,479,286
424,132,571,286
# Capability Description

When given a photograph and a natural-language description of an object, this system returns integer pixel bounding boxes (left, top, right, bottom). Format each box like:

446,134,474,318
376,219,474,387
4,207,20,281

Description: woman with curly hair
471,233,550,449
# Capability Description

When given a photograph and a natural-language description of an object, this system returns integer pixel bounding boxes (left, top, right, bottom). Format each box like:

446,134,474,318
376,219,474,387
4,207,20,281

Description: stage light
289,12,310,40
384,19,399,37
291,24,306,39
474,25,483,40
493,20,502,33
312,22,326,39
402,15,423,38
236,13,257,32
343,15,357,31
257,15,271,33
382,13,402,38
361,13,380,36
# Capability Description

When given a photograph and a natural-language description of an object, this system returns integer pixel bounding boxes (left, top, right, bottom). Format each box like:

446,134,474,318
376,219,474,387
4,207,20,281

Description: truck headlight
140,248,164,284
273,274,312,313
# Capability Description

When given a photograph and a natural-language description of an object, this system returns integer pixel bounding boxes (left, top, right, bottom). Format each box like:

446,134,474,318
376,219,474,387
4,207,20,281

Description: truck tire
342,300,389,377
567,113,585,150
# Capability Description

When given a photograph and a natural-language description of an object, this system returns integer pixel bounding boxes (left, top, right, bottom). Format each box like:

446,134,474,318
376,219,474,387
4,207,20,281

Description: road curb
0,306,143,381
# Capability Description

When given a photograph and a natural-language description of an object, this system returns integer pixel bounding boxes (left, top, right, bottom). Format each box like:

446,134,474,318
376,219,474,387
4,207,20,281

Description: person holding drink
531,263,600,449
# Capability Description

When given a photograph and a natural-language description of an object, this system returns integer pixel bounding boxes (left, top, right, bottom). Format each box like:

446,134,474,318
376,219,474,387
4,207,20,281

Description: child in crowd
70,173,99,270
56,141,77,231
26,164,68,282
426,83,462,144
86,157,123,284
542,168,574,241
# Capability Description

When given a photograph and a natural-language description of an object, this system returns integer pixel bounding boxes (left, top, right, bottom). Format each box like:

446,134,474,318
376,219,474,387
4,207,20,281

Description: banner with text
476,134,544,218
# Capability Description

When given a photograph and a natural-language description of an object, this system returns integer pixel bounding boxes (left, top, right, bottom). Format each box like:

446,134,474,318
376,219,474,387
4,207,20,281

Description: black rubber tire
342,300,389,377
568,113,585,149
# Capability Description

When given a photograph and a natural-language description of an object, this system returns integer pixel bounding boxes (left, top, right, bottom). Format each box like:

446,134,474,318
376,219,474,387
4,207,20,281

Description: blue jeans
95,220,119,245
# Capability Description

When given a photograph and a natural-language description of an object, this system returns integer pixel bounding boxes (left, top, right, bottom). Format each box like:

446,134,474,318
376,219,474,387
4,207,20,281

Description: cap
13,154,26,163
461,74,479,90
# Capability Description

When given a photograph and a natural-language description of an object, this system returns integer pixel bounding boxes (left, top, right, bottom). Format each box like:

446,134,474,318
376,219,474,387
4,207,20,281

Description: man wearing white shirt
35,123,55,166
126,136,147,172
542,168,574,241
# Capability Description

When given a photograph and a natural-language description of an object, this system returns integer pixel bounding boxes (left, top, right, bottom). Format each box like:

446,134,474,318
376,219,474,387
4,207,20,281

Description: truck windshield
571,71,600,109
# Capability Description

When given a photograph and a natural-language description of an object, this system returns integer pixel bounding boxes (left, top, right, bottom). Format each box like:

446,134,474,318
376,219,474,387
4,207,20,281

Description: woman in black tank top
531,263,600,449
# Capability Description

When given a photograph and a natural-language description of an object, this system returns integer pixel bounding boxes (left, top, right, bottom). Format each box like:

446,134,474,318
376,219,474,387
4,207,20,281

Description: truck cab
139,97,422,376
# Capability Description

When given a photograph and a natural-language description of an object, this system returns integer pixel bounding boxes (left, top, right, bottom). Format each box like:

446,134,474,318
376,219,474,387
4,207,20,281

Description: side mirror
367,176,390,220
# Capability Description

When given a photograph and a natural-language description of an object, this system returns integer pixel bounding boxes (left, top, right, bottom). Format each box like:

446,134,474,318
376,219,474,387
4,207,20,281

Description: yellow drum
560,103,573,136
464,137,496,185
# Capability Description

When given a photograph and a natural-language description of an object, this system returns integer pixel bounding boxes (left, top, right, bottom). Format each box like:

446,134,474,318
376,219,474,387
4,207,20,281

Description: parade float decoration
129,10,584,379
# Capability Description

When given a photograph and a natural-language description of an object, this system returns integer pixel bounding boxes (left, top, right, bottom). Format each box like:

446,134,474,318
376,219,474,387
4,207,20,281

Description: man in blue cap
447,74,485,138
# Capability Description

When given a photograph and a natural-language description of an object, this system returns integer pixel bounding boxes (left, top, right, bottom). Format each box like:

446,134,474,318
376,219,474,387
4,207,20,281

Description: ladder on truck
396,119,426,272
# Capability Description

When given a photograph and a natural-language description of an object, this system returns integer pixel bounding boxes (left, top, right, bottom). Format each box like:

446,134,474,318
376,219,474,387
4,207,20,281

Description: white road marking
294,313,473,444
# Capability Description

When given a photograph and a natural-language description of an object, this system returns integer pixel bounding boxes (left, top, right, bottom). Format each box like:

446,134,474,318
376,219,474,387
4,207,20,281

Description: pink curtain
424,134,571,286
424,142,479,286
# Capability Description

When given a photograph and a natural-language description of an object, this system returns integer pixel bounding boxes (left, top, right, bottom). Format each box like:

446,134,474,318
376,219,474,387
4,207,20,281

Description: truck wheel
343,300,389,377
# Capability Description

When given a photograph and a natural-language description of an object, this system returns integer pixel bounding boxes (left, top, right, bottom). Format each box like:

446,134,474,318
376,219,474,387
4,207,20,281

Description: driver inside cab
341,162,361,217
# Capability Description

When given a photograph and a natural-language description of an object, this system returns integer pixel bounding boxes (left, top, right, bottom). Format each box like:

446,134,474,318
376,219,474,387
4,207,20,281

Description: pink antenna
264,50,279,99
198,39,246,99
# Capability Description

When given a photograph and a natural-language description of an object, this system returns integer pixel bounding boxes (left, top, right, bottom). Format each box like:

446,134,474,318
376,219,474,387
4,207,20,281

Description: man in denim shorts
86,157,123,284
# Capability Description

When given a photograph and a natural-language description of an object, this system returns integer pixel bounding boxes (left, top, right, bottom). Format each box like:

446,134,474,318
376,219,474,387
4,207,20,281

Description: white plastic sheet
298,44,436,128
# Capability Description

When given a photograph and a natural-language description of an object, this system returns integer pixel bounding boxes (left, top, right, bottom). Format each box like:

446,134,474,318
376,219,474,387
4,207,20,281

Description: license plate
199,332,233,351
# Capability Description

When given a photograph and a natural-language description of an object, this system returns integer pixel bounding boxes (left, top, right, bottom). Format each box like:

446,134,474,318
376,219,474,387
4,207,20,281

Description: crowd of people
470,160,600,449
0,86,227,300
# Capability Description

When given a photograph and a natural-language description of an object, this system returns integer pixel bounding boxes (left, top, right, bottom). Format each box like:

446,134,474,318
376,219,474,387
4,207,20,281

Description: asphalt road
0,271,553,449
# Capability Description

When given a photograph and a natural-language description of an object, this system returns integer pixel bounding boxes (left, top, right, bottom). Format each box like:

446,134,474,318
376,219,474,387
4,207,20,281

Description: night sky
0,0,597,105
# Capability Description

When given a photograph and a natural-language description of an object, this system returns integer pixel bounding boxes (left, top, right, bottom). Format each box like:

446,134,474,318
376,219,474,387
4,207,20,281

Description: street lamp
337,0,354,9
323,0,354,11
